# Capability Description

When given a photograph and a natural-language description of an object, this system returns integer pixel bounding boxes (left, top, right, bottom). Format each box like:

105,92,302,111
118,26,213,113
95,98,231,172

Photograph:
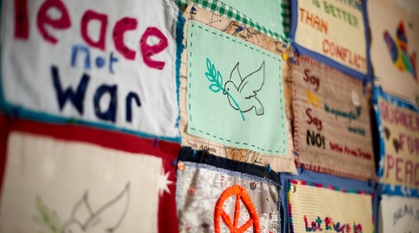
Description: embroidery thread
224,61,266,116
34,183,130,233
384,21,417,81
33,195,62,233
205,58,245,121
214,185,260,233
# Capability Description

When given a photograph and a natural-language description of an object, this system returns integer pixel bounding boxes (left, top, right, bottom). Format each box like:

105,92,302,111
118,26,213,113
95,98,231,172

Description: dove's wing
70,192,94,226
229,62,243,85
85,183,130,232
238,61,265,99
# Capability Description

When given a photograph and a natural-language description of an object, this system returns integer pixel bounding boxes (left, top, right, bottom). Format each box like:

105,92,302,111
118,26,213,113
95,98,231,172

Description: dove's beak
223,90,227,95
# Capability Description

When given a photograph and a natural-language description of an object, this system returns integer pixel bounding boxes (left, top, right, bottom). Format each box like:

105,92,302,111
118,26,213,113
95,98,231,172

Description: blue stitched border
373,85,419,198
174,12,186,134
176,160,282,233
0,1,182,143
290,0,372,81
280,168,378,233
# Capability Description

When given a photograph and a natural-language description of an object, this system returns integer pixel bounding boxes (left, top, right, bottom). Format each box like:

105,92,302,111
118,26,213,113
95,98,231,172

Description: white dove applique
61,183,130,233
223,61,266,116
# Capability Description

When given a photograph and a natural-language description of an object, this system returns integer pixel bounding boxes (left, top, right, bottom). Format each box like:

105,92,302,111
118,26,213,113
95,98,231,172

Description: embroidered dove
223,61,265,116
383,21,417,81
61,183,130,233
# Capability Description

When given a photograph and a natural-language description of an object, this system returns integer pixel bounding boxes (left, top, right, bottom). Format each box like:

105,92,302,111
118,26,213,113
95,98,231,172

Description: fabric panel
186,20,287,155
288,179,374,233
379,195,419,233
1,0,181,141
179,4,297,173
368,0,419,105
0,132,162,232
177,162,281,233
293,55,375,181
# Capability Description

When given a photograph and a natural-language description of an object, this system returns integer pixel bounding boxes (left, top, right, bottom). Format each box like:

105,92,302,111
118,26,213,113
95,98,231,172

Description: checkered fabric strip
175,0,189,10
281,0,290,35
193,0,290,41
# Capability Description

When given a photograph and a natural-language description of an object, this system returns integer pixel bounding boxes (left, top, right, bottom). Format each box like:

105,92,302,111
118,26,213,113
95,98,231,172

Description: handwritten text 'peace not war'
14,0,170,123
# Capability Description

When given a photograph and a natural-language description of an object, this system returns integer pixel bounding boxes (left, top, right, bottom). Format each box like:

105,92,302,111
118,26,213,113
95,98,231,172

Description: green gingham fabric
176,0,189,10
175,0,291,41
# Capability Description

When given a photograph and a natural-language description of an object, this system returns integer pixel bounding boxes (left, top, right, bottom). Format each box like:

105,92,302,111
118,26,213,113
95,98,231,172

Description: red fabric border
0,115,180,233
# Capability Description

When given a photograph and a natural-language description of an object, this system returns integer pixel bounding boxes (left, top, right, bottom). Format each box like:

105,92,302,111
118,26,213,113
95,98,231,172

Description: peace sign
214,185,260,233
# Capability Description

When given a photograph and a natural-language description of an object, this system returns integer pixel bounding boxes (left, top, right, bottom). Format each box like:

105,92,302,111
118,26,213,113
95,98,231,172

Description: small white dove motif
223,61,265,116
61,183,130,233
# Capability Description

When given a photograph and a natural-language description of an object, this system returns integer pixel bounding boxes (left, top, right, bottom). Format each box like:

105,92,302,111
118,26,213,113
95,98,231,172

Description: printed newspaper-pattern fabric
190,0,290,41
293,55,375,181
291,0,369,79
379,195,419,233
369,0,419,105
176,162,281,233
374,87,419,196
0,117,180,233
288,179,374,233
179,4,296,174
1,0,182,141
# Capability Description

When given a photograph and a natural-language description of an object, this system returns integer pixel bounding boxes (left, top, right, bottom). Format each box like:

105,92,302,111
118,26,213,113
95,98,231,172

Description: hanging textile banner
179,4,296,173
290,0,370,79
0,117,180,233
374,87,419,197
0,0,183,142
281,170,376,233
368,0,419,105
293,55,375,181
186,20,288,156
176,150,281,233
379,195,419,233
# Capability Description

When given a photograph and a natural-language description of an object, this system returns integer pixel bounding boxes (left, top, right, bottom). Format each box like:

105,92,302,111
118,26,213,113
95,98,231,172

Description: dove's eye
227,88,230,91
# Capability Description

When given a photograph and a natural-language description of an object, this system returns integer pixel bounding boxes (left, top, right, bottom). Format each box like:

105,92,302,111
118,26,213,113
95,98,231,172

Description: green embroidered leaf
209,84,221,93
33,195,62,233
216,71,223,87
205,58,224,93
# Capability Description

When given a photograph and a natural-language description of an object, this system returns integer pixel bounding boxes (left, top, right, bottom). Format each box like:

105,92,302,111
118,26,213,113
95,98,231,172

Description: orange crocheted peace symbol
214,185,260,233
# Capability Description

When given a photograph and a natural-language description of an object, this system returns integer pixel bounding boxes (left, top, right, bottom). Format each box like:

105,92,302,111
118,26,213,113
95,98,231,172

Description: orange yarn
214,185,260,233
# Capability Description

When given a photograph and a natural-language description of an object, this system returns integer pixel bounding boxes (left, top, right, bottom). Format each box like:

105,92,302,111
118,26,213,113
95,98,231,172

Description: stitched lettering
303,69,320,91
305,215,362,233
80,10,108,50
306,130,326,149
14,0,29,39
306,108,322,131
52,65,89,114
36,0,72,44
385,154,419,186
51,66,142,124
299,7,328,34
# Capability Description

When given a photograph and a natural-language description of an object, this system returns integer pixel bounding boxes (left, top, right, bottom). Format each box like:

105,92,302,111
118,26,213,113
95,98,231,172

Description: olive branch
205,58,245,121
33,195,62,233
